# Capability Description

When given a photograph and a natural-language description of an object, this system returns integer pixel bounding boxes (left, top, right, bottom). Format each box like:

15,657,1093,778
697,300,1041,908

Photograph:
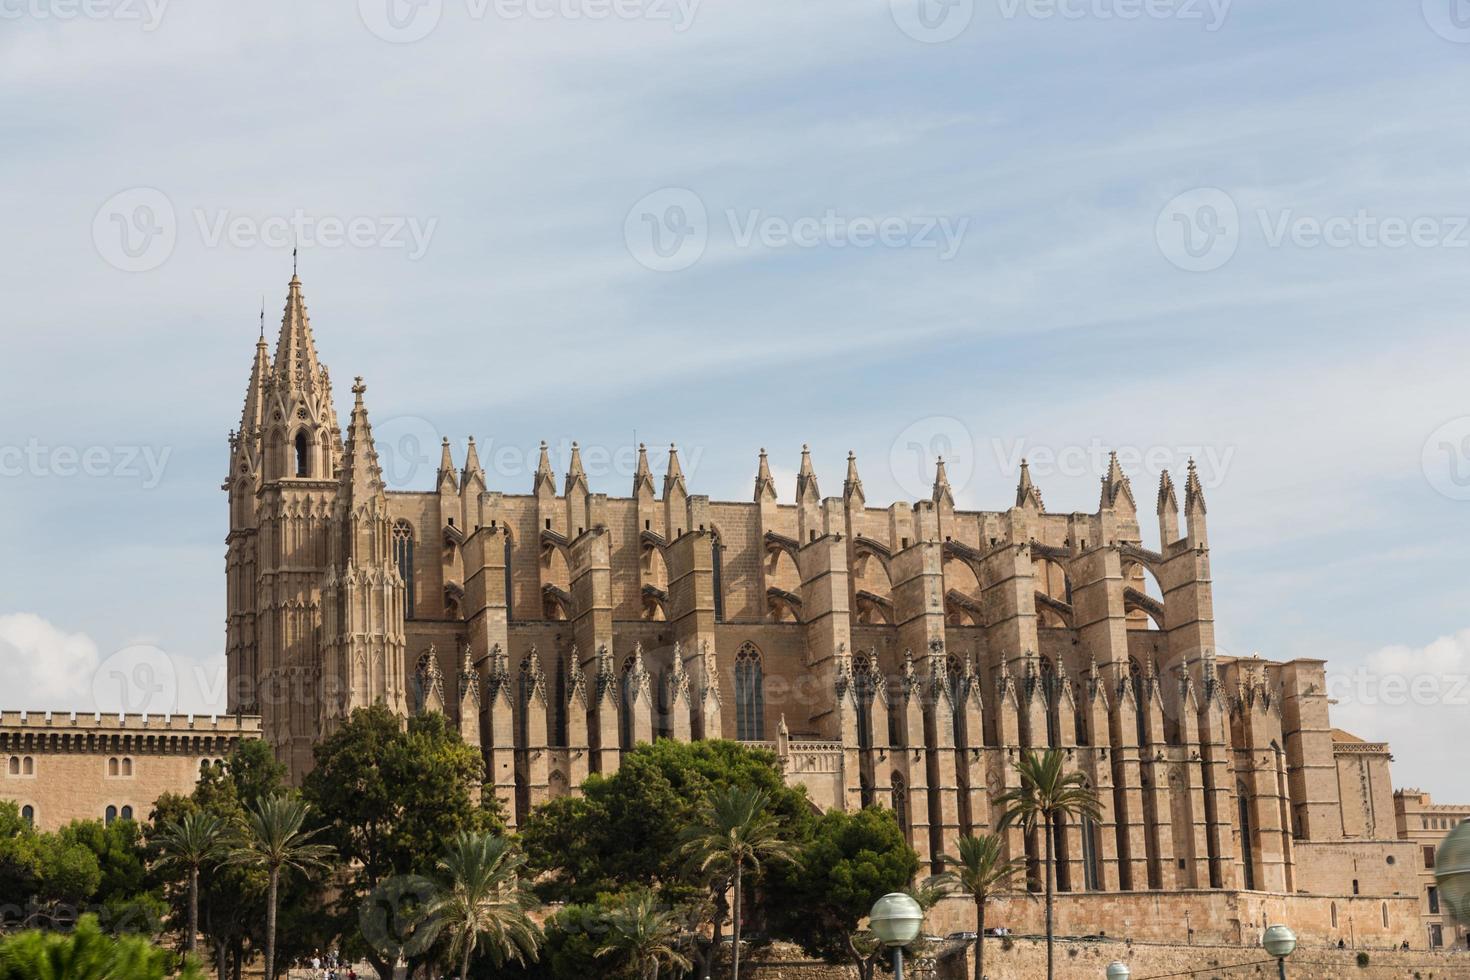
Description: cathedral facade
220,275,1431,945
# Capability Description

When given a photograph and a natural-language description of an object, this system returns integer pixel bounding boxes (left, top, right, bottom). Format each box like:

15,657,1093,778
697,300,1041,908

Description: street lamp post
869,893,924,980
1105,961,1131,980
1262,924,1297,980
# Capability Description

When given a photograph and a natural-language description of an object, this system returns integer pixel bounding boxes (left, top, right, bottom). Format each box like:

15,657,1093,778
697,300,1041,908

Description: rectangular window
1429,886,1440,914
1426,845,1437,869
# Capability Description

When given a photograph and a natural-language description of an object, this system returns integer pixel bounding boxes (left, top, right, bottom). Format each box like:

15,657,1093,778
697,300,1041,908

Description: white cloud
0,613,100,707
1330,629,1470,803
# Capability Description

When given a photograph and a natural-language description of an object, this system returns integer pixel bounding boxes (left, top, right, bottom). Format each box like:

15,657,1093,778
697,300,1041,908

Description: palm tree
994,748,1100,980
594,892,692,980
227,795,335,980
155,811,229,954
679,786,800,980
939,834,1025,980
428,831,542,980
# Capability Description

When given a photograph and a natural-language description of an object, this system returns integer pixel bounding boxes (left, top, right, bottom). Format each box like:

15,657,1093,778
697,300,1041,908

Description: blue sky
2,0,1469,798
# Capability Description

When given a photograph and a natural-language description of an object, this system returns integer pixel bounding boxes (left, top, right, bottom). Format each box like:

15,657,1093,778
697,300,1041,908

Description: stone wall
926,889,1422,948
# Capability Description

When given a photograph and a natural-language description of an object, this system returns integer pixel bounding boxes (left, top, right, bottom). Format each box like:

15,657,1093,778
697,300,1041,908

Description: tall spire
340,377,386,504
566,441,588,495
238,325,271,442
271,273,325,400
1185,458,1207,515
932,456,954,507
634,443,655,497
1100,450,1136,514
534,440,555,495
437,437,458,492
796,444,819,503
754,448,776,502
462,436,485,491
663,443,686,498
843,450,864,503
1157,469,1178,515
1016,459,1045,511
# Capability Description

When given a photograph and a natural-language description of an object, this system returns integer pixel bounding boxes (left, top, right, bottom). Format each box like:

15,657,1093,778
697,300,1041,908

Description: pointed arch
734,642,765,741
711,527,726,622
294,430,311,477
392,520,416,620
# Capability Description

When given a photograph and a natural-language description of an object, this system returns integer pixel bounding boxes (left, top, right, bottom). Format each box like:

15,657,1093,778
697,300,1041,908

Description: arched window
393,520,415,619
20,805,33,826
711,532,725,622
1237,781,1256,890
108,758,119,776
503,536,514,621
1081,814,1102,890
1041,656,1059,746
294,431,311,477
891,772,908,835
620,659,639,749
105,805,118,826
552,652,567,748
518,658,538,749
121,757,132,776
22,757,32,775
7,757,18,775
853,656,875,751
120,805,133,821
1330,902,1338,928
1129,657,1147,748
734,643,765,741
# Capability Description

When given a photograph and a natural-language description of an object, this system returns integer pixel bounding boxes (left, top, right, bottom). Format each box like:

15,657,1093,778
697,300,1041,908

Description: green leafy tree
679,787,799,980
521,739,814,906
227,796,335,980
994,748,1100,980
301,705,501,980
0,913,201,980
593,893,692,980
938,834,1024,980
153,813,229,953
428,832,541,980
765,806,920,980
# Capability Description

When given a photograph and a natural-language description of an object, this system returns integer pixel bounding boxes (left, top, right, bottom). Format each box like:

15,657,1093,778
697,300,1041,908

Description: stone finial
754,447,776,502
796,444,819,503
634,442,654,497
843,450,864,502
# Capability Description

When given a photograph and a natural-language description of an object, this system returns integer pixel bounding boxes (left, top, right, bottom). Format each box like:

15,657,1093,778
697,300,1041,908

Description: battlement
0,711,262,734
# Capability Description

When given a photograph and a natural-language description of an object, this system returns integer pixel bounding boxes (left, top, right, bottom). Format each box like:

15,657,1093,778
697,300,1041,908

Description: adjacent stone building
1394,788,1470,948
0,712,259,830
